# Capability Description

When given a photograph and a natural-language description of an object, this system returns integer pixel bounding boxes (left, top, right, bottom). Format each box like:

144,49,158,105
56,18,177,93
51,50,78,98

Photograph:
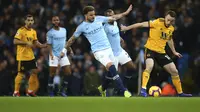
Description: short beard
88,19,94,23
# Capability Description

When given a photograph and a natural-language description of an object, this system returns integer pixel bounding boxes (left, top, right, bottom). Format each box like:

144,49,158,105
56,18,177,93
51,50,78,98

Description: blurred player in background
47,16,73,97
13,14,47,97
99,9,136,95
121,10,192,97
65,5,132,97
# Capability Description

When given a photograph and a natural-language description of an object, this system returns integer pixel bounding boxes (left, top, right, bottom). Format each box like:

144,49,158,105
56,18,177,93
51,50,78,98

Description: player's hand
60,52,65,58
41,43,48,48
26,42,33,47
120,38,125,47
120,24,128,32
173,52,182,58
50,55,54,60
125,4,133,15
69,49,74,56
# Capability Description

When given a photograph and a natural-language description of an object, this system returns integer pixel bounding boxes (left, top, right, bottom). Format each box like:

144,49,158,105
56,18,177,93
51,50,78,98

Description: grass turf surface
0,97,199,112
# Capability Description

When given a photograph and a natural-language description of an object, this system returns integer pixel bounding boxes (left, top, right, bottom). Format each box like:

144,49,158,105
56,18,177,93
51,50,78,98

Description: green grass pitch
0,97,199,112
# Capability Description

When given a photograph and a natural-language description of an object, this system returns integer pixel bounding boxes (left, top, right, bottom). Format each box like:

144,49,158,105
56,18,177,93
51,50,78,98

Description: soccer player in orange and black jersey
13,14,47,97
121,10,192,97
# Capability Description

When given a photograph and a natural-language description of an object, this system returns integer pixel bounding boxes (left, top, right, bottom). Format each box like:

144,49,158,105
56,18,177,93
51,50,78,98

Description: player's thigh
145,58,154,72
123,61,136,70
163,62,179,76
144,49,155,71
93,48,114,69
49,56,59,76
59,56,70,67
49,67,57,76
62,65,71,75
49,55,59,67
117,49,133,68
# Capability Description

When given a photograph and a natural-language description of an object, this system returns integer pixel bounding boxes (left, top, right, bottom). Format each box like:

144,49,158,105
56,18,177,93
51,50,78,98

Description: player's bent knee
146,66,153,72
31,69,39,74
125,61,135,69
62,66,71,75
64,70,72,75
171,69,179,75
106,62,113,70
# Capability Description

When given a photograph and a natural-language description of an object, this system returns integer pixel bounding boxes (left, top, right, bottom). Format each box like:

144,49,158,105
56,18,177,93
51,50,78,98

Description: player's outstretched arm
60,36,76,58
66,35,76,49
34,40,47,48
120,37,125,47
68,47,74,56
13,38,28,45
120,21,149,31
108,4,133,22
13,38,34,48
47,44,54,59
167,39,182,58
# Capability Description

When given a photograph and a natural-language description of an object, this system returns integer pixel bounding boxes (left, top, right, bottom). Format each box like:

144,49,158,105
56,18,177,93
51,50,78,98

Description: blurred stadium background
0,0,200,96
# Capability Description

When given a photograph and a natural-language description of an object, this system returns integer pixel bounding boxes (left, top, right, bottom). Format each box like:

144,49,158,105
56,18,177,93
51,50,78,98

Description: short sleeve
33,30,38,41
14,29,22,40
96,16,110,23
149,19,159,28
46,31,52,44
73,25,83,38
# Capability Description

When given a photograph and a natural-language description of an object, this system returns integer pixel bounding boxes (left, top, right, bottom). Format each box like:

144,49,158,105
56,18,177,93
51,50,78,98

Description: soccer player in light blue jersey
65,5,133,97
47,16,73,97
102,9,136,92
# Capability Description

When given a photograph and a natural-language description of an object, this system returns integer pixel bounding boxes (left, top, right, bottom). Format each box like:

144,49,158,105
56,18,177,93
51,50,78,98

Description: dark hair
165,10,176,18
104,9,113,16
83,6,95,15
24,14,33,20
52,15,59,19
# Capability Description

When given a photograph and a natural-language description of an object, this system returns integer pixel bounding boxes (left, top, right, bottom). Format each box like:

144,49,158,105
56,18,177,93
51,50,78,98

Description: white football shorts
93,48,115,67
114,49,132,70
49,55,70,67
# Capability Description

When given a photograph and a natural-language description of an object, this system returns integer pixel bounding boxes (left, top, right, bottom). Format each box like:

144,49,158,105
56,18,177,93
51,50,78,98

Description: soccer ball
148,86,162,97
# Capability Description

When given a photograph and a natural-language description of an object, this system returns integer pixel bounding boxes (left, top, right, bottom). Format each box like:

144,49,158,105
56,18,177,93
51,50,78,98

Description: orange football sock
28,73,38,92
142,69,150,89
14,72,24,92
171,75,183,94
34,74,39,93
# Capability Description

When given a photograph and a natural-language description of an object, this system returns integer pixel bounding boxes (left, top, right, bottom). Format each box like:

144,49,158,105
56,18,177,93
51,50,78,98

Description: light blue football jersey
47,27,67,57
104,21,122,56
73,16,111,52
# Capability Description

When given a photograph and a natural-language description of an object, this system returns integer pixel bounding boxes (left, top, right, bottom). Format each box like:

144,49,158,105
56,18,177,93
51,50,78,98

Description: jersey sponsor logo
85,26,103,35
